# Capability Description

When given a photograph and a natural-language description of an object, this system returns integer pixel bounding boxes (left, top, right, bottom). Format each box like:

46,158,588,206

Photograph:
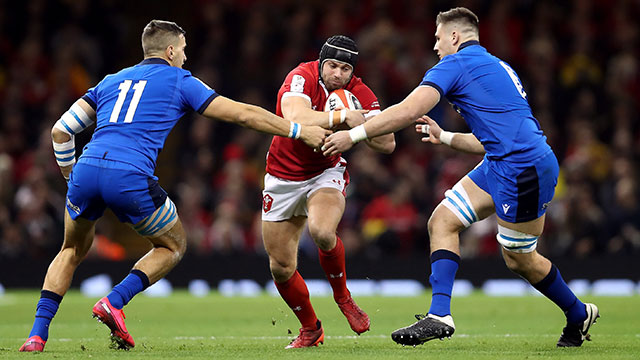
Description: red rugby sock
318,236,350,302
274,271,318,329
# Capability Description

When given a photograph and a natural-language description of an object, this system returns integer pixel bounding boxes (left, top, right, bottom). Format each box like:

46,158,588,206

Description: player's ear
451,30,459,46
167,45,174,59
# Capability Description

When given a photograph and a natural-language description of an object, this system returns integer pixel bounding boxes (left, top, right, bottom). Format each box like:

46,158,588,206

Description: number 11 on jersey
109,80,147,123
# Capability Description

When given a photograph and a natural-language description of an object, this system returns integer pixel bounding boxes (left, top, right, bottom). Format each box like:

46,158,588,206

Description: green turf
0,290,637,359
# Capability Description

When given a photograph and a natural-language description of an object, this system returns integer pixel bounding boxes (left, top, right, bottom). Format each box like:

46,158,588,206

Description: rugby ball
324,89,362,111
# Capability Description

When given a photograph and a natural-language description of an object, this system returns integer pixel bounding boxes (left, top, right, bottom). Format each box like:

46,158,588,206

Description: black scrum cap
319,35,359,78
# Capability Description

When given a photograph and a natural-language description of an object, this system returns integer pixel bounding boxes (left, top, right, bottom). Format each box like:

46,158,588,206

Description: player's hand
300,125,332,149
344,109,368,128
415,115,442,144
321,131,354,156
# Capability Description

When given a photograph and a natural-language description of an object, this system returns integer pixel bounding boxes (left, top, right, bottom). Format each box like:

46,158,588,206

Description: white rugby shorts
262,159,349,221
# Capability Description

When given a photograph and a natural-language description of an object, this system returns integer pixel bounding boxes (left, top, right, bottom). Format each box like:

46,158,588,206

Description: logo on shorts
542,201,551,210
263,194,274,213
66,198,80,214
502,204,511,214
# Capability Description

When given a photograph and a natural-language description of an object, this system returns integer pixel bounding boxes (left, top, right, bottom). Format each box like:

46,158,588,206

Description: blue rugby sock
533,264,587,324
428,249,460,317
106,269,150,309
28,290,63,341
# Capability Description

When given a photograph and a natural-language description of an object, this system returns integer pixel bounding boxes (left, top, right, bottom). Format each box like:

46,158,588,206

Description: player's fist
344,109,368,128
300,125,332,149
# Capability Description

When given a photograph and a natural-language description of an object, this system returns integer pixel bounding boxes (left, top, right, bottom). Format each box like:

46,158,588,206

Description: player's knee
307,224,335,250
502,252,524,274
269,257,296,282
428,207,462,237
172,233,187,260
60,246,86,266
168,225,187,261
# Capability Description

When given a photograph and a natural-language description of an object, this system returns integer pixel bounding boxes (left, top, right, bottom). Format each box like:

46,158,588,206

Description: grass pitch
0,290,637,359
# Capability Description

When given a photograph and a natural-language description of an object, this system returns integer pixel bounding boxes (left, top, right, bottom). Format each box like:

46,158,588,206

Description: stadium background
0,0,638,289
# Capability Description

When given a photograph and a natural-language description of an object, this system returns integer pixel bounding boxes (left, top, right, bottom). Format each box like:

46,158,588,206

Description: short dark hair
436,7,479,33
141,20,186,56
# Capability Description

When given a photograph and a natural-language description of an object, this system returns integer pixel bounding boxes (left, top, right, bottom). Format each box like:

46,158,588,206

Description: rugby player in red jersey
262,35,395,348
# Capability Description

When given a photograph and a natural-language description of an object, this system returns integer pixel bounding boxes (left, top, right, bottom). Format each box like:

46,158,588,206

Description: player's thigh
306,161,348,234
307,188,345,235
497,214,545,237
262,216,307,266
143,216,187,254
61,207,97,255
261,173,309,221
488,151,559,228
433,172,496,232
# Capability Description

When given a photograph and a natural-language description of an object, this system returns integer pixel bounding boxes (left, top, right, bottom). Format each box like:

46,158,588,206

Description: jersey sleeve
180,73,219,114
420,56,463,98
280,66,315,103
81,76,107,110
350,80,381,118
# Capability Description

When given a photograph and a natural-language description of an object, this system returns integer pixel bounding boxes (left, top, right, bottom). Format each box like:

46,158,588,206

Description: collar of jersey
139,58,170,66
458,40,480,52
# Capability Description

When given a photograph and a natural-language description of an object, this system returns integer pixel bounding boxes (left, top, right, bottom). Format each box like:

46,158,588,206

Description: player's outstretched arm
322,86,439,156
51,99,96,180
203,96,330,149
416,116,485,154
281,96,367,129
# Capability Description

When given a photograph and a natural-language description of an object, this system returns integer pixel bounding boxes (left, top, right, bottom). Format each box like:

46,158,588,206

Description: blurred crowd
1,0,639,262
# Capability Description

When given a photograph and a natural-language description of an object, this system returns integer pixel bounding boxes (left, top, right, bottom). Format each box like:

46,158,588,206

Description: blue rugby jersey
421,41,550,162
80,58,218,175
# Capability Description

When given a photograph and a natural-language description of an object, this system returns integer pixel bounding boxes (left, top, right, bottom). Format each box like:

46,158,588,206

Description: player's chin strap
52,103,95,179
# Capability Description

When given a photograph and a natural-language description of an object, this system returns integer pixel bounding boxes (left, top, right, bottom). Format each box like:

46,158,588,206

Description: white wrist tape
53,138,76,167
348,124,368,143
288,122,301,139
440,130,454,146
328,109,347,128
54,103,94,135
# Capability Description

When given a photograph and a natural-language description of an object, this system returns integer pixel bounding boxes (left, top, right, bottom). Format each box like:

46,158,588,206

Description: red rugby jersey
266,60,380,180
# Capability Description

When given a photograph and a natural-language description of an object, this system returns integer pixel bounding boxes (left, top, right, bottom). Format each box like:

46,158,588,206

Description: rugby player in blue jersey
19,20,329,352
322,7,598,348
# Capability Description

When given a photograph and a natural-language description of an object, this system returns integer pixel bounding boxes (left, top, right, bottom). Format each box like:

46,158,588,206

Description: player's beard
326,77,346,92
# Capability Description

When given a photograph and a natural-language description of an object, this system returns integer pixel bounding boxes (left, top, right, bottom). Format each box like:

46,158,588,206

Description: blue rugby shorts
468,150,559,223
65,158,167,225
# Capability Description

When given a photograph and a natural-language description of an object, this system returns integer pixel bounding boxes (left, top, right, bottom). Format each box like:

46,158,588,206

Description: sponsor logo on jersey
263,194,274,213
67,198,81,214
502,203,511,214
